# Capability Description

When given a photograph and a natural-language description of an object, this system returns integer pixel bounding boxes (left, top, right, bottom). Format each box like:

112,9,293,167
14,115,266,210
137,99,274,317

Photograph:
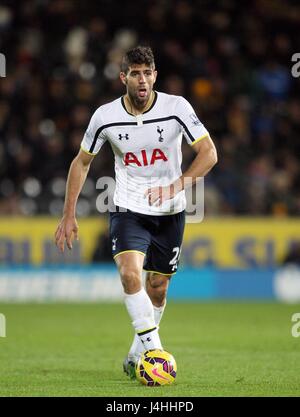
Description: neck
125,91,154,115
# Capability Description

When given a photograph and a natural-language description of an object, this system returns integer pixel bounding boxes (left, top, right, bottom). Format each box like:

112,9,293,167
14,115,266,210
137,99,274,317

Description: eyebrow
129,69,153,75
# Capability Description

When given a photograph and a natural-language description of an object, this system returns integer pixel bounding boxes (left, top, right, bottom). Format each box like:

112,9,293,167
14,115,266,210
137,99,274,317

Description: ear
120,72,127,86
153,70,158,84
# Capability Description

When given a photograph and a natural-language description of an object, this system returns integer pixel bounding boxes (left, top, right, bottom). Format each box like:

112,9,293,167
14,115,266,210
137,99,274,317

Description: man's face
120,64,157,107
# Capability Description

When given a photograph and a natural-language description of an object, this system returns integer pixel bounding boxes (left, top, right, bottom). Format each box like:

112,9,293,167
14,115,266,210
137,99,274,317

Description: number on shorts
169,247,181,271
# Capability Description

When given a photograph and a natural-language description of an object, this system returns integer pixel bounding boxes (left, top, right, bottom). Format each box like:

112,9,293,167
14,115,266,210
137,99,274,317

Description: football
135,349,177,386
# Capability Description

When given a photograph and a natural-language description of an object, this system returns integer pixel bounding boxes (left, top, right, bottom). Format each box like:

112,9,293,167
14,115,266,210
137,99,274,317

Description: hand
54,215,79,252
144,184,175,206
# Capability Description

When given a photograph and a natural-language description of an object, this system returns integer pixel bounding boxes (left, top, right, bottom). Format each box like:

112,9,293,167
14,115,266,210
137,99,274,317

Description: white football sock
124,288,162,358
153,303,166,327
128,301,166,362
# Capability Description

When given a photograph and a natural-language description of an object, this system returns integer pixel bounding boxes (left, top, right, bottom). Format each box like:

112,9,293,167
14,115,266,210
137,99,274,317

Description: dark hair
121,46,155,73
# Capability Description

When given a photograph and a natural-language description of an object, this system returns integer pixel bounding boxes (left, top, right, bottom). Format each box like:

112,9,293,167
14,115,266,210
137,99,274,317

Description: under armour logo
157,126,164,142
119,133,129,140
112,237,118,251
141,337,151,345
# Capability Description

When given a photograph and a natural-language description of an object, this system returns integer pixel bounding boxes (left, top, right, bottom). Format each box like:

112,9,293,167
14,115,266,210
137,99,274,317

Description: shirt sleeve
80,108,107,155
175,97,210,146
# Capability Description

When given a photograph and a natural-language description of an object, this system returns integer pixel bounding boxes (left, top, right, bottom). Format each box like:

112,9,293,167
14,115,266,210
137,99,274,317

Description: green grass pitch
0,302,300,397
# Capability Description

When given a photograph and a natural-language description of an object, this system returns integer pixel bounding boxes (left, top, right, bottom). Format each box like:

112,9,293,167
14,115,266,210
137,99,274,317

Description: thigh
114,251,145,275
109,208,151,260
114,251,145,294
144,211,185,275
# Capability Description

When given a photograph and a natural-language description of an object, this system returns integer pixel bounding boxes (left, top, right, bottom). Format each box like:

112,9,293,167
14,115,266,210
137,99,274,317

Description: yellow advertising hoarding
0,217,299,267
0,217,107,265
183,218,300,267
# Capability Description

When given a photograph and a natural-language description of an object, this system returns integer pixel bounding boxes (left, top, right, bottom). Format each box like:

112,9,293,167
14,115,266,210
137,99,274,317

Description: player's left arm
175,135,218,190
145,135,217,206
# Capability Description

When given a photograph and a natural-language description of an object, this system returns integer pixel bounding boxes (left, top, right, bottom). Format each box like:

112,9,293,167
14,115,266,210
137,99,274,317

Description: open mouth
138,88,147,98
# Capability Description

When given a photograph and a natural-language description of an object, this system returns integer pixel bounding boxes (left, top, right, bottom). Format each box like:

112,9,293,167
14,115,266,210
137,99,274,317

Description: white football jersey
81,91,210,215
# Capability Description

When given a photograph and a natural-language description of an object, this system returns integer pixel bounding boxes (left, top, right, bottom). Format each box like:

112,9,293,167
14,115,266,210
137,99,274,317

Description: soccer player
55,46,217,378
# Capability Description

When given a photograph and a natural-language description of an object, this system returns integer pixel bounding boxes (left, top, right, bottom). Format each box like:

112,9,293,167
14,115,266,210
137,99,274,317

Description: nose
138,73,146,83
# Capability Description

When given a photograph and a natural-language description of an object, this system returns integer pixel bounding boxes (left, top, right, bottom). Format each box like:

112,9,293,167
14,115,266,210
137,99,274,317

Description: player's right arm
55,149,94,252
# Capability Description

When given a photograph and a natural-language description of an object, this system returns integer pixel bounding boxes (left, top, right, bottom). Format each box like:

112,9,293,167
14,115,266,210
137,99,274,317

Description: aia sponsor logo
124,148,168,166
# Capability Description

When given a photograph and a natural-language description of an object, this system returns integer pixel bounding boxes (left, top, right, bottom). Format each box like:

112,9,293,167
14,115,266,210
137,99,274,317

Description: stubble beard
128,88,151,111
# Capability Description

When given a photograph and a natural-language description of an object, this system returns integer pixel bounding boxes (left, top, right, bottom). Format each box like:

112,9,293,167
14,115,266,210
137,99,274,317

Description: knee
149,274,169,290
120,266,142,294
153,285,168,304
147,274,169,303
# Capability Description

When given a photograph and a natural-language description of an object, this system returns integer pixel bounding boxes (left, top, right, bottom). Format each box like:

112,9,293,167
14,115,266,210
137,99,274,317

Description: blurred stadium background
0,0,300,303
